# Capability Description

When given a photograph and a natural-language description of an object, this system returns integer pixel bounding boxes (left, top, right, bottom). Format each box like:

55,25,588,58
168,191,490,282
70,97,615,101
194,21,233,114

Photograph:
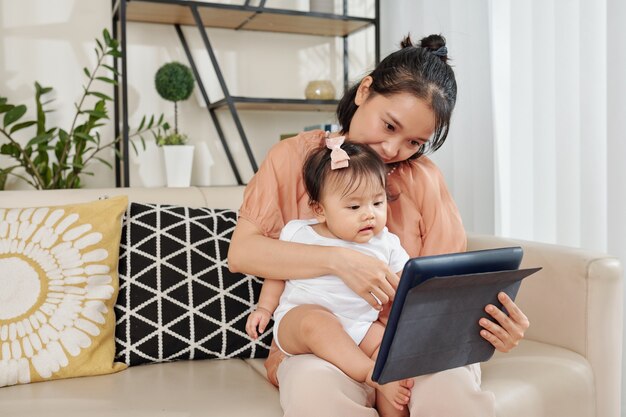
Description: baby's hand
245,307,272,339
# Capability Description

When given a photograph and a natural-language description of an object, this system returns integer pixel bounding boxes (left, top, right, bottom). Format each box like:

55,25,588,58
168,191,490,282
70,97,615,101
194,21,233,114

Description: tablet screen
372,247,541,383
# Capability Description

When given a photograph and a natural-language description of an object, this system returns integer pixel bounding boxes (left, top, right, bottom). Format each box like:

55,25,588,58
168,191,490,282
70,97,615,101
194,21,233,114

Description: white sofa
0,186,622,417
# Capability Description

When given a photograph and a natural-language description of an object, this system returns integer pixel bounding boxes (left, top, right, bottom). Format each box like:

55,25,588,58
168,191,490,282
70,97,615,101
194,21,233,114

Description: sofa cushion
115,203,272,366
0,196,128,387
481,340,594,417
0,340,593,417
0,359,282,417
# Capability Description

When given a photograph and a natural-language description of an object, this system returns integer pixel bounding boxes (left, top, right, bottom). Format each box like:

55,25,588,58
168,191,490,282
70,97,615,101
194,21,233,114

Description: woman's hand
479,292,530,352
331,247,400,309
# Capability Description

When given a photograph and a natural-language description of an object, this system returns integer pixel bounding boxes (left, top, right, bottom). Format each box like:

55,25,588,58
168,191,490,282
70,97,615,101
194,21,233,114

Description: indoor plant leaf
74,132,97,143
86,91,113,101
0,166,14,190
95,76,118,85
26,132,54,148
0,143,21,158
3,105,27,127
94,156,113,169
10,120,37,134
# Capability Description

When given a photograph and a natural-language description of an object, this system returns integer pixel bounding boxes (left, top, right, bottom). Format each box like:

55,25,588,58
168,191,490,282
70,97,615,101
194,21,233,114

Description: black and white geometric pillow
114,203,272,367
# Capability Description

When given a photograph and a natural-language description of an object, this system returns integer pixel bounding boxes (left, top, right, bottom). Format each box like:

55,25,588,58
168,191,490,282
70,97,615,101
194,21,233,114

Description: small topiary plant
154,62,195,145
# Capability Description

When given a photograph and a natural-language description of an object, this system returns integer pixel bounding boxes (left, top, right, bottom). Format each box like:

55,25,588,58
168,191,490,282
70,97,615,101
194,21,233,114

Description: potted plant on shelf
154,61,195,187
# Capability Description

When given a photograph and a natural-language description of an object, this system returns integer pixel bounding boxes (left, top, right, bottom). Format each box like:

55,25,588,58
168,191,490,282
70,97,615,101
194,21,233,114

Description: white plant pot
162,145,194,187
131,139,166,187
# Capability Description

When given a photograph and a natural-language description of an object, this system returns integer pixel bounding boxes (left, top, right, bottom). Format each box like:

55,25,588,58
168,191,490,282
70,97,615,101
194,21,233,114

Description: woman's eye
385,122,395,132
409,140,422,147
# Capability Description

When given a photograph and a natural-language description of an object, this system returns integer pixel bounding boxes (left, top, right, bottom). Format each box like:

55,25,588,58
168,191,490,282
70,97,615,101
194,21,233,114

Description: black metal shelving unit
112,0,380,186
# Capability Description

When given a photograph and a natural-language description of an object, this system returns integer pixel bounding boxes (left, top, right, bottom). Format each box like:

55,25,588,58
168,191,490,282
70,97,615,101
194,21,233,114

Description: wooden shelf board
242,11,371,37
127,1,254,29
125,1,373,36
210,97,339,112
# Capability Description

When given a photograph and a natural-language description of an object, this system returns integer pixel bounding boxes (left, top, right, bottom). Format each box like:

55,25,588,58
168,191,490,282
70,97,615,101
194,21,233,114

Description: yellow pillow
0,196,128,387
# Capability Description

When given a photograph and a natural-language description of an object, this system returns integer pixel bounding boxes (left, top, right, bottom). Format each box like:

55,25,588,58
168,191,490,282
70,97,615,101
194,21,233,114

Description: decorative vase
305,80,336,100
162,145,194,187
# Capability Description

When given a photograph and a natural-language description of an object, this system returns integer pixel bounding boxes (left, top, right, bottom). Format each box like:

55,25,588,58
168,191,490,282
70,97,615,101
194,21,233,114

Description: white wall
0,0,374,190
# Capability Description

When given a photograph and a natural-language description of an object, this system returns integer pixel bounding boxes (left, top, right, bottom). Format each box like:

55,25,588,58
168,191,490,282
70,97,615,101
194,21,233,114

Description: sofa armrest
467,234,623,417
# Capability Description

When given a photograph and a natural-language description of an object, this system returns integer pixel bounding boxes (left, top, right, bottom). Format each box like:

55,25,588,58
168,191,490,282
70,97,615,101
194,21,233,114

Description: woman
228,34,529,417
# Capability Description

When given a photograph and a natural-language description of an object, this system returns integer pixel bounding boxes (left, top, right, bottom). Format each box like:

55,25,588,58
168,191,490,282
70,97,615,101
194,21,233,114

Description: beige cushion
0,339,592,417
483,340,594,417
0,187,243,210
0,359,281,417
0,196,128,387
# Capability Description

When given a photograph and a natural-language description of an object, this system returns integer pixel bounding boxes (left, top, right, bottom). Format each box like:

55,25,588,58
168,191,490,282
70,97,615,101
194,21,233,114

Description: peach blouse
239,130,466,258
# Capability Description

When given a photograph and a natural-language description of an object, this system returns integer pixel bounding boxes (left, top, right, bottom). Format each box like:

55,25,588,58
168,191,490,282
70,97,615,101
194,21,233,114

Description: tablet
371,247,541,384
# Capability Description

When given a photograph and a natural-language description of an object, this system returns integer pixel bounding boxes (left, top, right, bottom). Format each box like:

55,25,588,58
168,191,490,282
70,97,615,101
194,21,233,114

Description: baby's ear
311,201,326,223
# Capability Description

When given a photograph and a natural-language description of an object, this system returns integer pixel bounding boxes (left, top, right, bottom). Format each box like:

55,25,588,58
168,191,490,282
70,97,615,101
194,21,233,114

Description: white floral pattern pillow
0,196,128,387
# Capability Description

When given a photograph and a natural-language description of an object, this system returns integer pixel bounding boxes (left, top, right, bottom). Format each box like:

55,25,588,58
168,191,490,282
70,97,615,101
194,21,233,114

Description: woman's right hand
331,247,399,309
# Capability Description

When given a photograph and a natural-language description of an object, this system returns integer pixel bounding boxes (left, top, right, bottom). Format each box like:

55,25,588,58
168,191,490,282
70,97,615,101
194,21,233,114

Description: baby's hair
303,141,387,205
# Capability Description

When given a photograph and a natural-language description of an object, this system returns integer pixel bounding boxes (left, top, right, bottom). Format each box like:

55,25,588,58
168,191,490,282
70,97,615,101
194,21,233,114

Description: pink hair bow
325,135,350,170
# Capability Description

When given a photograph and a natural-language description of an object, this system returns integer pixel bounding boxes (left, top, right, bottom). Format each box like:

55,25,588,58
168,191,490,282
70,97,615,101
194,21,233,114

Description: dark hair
337,34,457,159
303,141,387,205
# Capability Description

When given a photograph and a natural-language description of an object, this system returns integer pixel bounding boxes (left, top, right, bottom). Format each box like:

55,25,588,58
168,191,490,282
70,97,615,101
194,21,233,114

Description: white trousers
277,354,496,417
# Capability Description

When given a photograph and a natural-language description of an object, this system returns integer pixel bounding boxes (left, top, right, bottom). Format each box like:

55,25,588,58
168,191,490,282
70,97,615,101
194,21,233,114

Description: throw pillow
0,196,128,387
115,203,271,366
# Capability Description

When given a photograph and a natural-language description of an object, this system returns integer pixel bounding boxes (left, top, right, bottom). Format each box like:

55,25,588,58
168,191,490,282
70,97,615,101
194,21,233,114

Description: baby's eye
349,205,360,210
374,201,384,207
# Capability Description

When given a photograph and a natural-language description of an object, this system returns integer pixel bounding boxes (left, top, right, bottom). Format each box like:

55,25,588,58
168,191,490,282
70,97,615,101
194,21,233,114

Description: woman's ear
311,202,326,223
355,76,373,106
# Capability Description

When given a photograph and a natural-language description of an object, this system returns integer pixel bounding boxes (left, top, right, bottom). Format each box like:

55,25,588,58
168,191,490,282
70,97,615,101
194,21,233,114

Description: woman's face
347,77,436,164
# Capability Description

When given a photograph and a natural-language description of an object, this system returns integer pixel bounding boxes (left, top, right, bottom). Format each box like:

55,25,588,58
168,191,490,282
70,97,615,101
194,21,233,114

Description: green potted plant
154,61,195,187
0,29,164,190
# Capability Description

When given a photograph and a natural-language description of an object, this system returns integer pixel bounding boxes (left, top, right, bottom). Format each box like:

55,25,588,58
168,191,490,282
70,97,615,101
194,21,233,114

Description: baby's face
319,176,387,244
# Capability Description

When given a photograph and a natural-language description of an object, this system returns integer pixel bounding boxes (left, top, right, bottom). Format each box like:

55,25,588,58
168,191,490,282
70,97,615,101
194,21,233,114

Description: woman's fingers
365,275,395,309
386,271,400,290
377,277,396,301
478,318,510,351
498,292,530,330
479,292,529,352
336,248,398,309
369,288,388,309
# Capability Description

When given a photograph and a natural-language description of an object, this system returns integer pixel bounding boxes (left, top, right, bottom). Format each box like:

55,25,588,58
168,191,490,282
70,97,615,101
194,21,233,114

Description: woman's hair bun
419,34,449,63
399,34,449,63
